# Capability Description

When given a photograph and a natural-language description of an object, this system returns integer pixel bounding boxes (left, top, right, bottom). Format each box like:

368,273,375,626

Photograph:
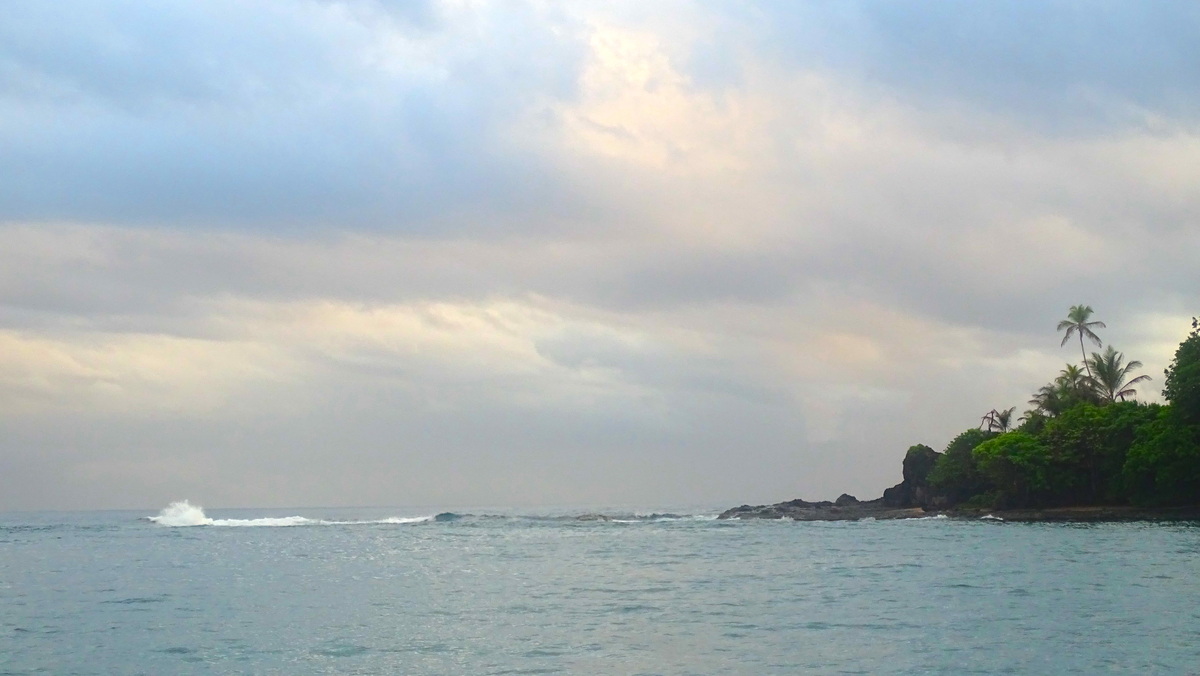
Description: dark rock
902,444,940,485
717,496,924,521
882,481,909,507
881,445,944,508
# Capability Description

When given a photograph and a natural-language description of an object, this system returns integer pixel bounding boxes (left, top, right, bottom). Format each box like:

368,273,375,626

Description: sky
1,0,1198,511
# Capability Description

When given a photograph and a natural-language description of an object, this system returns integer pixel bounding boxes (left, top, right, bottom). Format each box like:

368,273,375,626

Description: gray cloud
0,1,1195,511
711,0,1200,132
0,0,589,229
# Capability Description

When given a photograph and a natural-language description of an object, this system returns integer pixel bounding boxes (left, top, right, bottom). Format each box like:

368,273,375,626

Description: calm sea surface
2,504,1198,675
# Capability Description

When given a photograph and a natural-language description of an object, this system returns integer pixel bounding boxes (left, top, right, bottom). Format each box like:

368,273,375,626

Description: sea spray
146,501,435,527
149,500,213,527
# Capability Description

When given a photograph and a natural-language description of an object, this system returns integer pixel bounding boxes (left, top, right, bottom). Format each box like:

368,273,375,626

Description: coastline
718,498,1200,523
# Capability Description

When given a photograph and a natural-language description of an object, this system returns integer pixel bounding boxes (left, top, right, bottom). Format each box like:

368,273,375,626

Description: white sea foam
148,500,214,526
372,516,435,525
210,516,318,527
146,501,433,527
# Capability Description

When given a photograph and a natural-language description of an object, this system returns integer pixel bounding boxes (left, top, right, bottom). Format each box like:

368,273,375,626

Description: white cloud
0,329,298,417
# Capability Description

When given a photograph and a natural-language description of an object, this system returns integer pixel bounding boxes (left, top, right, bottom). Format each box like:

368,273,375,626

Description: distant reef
718,495,926,521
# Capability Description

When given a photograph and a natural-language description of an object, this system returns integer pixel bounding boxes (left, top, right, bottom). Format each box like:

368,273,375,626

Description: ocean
2,502,1198,675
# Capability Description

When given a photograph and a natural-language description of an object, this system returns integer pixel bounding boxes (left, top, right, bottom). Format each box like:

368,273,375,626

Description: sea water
2,502,1199,675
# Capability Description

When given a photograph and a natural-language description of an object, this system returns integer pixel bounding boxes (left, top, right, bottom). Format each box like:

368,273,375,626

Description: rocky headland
719,444,1200,523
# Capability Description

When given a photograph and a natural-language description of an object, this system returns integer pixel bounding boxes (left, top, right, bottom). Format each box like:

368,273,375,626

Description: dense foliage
1163,320,1200,425
909,311,1199,509
1124,410,1200,504
928,429,994,504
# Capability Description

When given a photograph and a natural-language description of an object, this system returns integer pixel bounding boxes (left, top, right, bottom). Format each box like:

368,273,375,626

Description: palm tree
1057,305,1106,379
1029,383,1067,417
1029,365,1098,416
993,406,1016,432
980,407,1016,432
1087,345,1151,402
1022,386,1060,417
1056,364,1097,402
980,409,999,432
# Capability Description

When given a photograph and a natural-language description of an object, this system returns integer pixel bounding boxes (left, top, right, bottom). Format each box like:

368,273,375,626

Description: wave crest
146,501,434,527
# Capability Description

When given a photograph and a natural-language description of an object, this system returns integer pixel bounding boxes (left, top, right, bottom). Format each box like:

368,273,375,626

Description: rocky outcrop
718,497,926,521
882,444,943,508
715,444,1200,522
719,443,946,521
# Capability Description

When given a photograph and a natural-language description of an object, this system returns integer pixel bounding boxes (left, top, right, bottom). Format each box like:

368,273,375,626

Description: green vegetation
915,308,1200,509
927,429,994,503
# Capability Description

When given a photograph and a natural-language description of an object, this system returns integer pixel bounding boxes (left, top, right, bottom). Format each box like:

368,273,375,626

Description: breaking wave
146,502,724,528
146,501,434,527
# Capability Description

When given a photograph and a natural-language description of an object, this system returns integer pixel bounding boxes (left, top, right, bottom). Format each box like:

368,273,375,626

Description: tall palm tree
1057,305,1106,379
1087,345,1151,402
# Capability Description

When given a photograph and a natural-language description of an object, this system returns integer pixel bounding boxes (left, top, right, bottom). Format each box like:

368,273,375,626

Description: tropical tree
981,407,1017,433
1028,366,1099,418
994,406,1016,432
1162,316,1200,424
1056,364,1098,403
980,410,998,431
1088,345,1151,402
1057,305,1106,379
1029,383,1068,417
928,428,996,504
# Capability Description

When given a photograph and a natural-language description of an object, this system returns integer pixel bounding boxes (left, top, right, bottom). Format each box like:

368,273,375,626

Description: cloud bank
1,1,1196,510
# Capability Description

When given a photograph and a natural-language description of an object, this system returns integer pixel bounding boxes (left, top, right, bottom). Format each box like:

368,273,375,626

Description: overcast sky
2,1,1197,511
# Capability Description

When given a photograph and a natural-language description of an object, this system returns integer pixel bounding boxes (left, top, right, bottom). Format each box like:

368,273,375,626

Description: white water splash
148,500,215,526
146,500,433,527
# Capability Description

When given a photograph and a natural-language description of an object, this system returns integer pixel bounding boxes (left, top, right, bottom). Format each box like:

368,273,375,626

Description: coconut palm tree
1029,365,1098,416
981,407,1017,432
1087,345,1151,402
993,406,1016,432
1028,384,1066,417
980,409,1000,432
1056,364,1097,402
1057,305,1106,379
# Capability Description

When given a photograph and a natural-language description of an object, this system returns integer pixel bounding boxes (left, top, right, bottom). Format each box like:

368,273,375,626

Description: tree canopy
913,308,1196,509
